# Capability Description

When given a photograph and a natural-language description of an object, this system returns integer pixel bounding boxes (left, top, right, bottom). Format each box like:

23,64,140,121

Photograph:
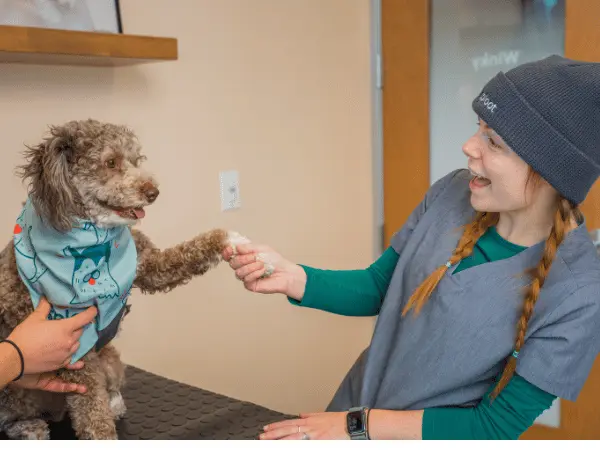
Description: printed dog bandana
14,198,137,363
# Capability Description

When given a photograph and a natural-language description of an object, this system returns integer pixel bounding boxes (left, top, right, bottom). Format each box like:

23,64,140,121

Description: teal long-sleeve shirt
288,235,557,439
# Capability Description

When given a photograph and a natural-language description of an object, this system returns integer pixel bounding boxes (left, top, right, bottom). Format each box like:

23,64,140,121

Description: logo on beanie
477,92,498,113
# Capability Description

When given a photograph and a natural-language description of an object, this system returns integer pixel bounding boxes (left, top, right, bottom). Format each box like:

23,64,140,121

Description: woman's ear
17,125,78,231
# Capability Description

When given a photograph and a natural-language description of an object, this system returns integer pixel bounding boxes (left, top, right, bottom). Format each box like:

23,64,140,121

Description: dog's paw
227,231,251,255
225,232,275,277
256,252,275,277
109,391,127,420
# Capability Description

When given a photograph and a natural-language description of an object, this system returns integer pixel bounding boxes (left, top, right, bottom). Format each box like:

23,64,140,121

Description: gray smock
327,169,600,412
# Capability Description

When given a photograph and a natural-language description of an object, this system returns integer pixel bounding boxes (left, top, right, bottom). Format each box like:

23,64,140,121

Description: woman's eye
106,159,116,169
486,134,501,149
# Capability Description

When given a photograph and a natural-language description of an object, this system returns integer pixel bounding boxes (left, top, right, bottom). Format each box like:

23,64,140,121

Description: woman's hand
12,361,87,394
259,412,349,440
222,242,307,300
7,297,97,375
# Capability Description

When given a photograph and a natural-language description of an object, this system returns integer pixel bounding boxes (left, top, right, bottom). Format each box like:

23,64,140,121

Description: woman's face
462,119,553,213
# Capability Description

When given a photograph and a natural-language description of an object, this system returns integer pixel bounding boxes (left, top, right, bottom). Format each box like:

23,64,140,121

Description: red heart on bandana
14,224,22,234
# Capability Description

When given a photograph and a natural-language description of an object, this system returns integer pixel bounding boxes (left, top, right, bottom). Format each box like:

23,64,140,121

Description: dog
0,119,245,439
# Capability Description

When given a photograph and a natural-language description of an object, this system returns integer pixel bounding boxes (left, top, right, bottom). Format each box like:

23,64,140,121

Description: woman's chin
469,195,492,213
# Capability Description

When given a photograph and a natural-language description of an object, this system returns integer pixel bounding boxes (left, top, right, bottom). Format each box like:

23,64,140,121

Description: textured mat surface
1,365,295,440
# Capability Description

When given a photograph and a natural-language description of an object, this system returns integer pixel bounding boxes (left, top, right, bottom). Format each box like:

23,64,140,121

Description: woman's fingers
222,247,234,261
230,253,260,270
243,266,266,284
260,425,305,440
280,433,306,440
263,418,306,431
235,261,264,280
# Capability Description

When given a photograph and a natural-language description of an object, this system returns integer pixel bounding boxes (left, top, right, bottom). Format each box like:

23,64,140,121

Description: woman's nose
462,134,482,160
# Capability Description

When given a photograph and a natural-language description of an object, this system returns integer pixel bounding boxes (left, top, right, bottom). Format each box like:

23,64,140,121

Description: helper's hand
222,242,307,300
7,297,97,375
12,361,87,394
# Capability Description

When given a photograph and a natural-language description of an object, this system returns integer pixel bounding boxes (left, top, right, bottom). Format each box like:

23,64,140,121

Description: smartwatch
346,406,370,440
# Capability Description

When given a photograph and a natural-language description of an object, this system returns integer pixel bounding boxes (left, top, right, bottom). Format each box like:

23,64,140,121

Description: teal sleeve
287,246,399,316
422,374,557,440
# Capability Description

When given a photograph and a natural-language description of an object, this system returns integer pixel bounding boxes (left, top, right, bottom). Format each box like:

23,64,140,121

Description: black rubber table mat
1,365,295,440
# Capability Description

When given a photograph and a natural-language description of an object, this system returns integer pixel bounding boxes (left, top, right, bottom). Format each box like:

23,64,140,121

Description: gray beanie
472,55,600,205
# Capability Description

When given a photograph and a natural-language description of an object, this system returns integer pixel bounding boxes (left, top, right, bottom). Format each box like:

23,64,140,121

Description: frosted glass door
429,0,565,184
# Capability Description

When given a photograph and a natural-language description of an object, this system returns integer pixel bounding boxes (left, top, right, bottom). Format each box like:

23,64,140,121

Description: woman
1,297,96,393
223,55,600,440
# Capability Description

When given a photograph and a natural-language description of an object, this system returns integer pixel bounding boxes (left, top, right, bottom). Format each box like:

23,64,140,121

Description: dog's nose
142,183,159,203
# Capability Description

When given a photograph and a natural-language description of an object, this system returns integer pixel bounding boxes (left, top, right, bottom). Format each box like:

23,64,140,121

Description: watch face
347,411,365,434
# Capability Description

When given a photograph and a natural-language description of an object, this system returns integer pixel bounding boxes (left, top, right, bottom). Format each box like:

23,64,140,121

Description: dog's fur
0,119,234,439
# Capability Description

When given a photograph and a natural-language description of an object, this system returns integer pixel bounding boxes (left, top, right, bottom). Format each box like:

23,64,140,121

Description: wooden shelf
0,25,177,66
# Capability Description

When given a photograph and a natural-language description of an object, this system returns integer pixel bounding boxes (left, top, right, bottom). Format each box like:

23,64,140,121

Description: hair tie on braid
445,261,452,268
512,350,519,359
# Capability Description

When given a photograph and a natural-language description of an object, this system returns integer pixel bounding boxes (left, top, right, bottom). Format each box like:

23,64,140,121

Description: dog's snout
142,182,159,203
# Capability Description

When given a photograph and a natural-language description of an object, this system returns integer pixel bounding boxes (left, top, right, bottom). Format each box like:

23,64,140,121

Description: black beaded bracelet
0,339,25,381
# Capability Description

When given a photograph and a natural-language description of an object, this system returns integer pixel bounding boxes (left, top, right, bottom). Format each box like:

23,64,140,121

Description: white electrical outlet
219,170,241,211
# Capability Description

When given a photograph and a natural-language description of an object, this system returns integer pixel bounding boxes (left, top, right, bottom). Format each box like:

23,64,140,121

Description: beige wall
0,0,375,414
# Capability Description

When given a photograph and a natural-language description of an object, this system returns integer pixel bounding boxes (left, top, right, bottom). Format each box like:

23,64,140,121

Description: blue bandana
13,198,137,363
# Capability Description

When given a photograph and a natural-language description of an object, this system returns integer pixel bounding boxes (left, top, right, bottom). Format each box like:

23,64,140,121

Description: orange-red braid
402,211,499,317
490,197,578,399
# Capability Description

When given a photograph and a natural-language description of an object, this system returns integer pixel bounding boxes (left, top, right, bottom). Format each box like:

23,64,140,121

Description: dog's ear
17,124,79,231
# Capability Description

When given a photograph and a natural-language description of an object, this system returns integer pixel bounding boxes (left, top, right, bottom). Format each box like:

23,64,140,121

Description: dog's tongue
133,208,146,219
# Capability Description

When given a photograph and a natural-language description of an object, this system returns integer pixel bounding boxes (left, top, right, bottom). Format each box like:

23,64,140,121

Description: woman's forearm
288,247,400,317
0,341,21,389
369,409,424,440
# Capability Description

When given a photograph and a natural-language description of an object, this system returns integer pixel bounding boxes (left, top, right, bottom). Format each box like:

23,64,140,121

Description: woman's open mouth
468,168,491,189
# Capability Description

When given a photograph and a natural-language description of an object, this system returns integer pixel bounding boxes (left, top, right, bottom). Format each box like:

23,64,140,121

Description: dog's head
18,119,159,231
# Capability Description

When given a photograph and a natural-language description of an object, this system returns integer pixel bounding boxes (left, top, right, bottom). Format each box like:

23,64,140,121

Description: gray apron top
327,169,600,411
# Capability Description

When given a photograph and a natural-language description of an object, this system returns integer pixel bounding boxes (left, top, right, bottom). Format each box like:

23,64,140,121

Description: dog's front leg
60,354,117,440
132,228,229,294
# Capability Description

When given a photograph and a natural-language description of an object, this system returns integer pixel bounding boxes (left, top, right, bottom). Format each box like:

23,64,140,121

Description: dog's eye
106,159,116,169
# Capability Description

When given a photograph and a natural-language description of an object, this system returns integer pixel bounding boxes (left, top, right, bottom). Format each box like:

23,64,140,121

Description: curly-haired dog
0,119,246,439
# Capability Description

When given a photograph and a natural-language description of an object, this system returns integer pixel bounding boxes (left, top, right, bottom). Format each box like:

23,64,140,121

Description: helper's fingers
69,341,80,355
34,297,52,317
72,328,84,341
65,307,97,331
64,360,84,371
44,379,86,394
